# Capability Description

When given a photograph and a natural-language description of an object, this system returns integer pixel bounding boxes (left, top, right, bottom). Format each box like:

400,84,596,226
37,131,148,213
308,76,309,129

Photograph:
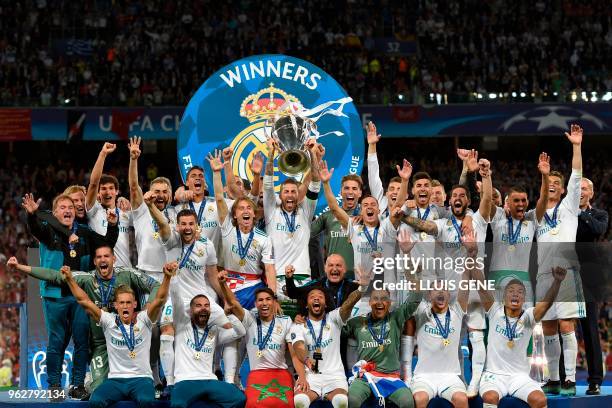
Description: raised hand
143,190,155,205
128,137,141,160
457,148,470,162
218,269,228,283
396,159,413,180
250,151,265,175
551,266,567,282
404,199,416,210
355,266,372,288
319,160,334,183
285,265,295,279
366,121,381,144
538,152,550,175
265,138,278,155
461,229,478,256
60,265,73,281
222,147,234,164
106,208,118,225
6,257,18,271
397,228,416,253
466,149,479,172
117,196,132,212
478,158,491,178
565,123,583,145
21,193,40,214
101,142,117,156
163,261,178,277
207,150,224,173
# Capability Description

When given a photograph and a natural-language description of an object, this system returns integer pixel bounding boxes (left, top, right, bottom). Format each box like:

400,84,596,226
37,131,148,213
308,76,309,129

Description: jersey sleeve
205,241,218,266
139,310,154,330
99,310,114,330
87,201,103,218
263,175,278,226
208,301,230,328
562,169,582,216
380,217,398,240
485,302,503,318
289,323,306,344
433,218,447,240
347,218,358,242
242,311,255,330
170,285,189,325
283,318,294,343
310,212,326,237
491,206,505,225
367,153,385,204
523,307,536,329
221,215,234,238
329,308,346,326
473,210,489,231
261,235,274,264
217,314,246,346
394,292,423,326
451,301,466,318
132,202,148,222
161,229,181,250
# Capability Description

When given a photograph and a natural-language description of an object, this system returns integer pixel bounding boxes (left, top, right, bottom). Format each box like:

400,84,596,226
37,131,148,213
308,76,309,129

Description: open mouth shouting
417,192,429,204
509,296,520,307
345,194,356,206
98,261,111,275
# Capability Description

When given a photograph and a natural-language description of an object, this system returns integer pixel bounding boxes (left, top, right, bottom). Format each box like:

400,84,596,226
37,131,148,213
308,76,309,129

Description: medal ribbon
115,315,135,352
543,203,561,229
236,227,255,262
306,315,327,351
450,216,463,242
282,210,297,234
68,222,78,253
256,316,276,353
97,275,116,309
325,279,345,306
189,201,206,227
362,225,379,252
192,322,210,352
504,310,524,342
433,308,451,340
367,315,388,347
179,242,196,269
416,205,431,221
507,216,523,245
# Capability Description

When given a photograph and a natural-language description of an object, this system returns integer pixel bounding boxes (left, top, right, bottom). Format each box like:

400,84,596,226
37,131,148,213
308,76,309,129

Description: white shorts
305,372,348,397
536,268,585,320
412,373,466,401
479,371,541,403
276,275,311,302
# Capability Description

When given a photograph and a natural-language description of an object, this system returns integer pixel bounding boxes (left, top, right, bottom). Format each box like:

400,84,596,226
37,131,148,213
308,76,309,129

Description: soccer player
291,273,370,408
366,121,405,217
345,284,422,407
169,277,246,408
263,138,322,299
64,185,88,223
7,245,160,392
62,260,175,408
22,193,119,399
430,180,447,207
220,276,297,407
472,262,567,408
86,142,133,268
410,231,477,408
310,174,363,278
487,153,550,305
537,124,585,396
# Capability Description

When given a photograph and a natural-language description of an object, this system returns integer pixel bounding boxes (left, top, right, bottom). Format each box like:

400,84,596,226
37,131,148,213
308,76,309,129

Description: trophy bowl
267,112,317,177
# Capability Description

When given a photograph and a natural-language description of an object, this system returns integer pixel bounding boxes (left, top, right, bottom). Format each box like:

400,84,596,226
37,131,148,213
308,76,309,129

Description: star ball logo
177,54,364,214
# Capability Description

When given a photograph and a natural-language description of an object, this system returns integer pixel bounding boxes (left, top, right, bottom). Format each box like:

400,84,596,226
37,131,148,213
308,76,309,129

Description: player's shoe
542,380,561,395
586,384,600,395
69,385,90,400
560,380,576,396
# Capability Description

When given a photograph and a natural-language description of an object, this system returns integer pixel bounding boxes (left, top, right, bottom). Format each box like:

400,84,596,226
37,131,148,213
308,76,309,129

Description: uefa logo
177,54,364,214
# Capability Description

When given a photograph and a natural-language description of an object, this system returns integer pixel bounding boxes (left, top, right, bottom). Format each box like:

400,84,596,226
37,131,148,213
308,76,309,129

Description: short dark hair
94,245,114,255
508,186,527,195
186,166,205,178
549,171,565,187
388,176,402,186
504,279,526,294
254,287,276,300
450,184,471,201
99,174,119,191
281,178,300,188
341,174,363,190
176,208,198,223
190,294,209,307
412,172,432,184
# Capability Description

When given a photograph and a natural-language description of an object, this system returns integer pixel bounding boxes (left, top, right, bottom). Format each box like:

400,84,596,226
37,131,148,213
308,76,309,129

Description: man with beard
220,278,298,408
366,121,404,217
471,262,566,408
169,278,246,408
64,185,88,224
410,231,477,408
402,159,491,397
310,175,363,279
61,260,175,408
128,136,178,393
145,200,229,391
537,124,585,396
22,193,119,400
86,142,133,268
209,149,276,385
487,153,551,306
7,245,160,392
291,271,370,408
263,138,322,299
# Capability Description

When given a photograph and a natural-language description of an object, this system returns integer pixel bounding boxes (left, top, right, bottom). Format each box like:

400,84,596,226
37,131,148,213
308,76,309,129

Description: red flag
110,109,143,140
246,368,294,408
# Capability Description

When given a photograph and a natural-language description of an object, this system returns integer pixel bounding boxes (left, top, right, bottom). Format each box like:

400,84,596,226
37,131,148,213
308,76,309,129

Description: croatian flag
349,360,406,407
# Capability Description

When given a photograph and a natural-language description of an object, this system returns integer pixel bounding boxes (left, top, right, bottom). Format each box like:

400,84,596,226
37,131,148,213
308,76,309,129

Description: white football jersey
132,202,177,272
243,311,293,370
88,201,132,267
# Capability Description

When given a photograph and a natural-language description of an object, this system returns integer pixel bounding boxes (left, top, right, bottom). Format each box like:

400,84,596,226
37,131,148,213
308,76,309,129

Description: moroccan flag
246,368,294,408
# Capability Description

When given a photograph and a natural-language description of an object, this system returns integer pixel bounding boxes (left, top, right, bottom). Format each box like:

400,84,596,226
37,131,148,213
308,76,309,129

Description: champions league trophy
529,322,547,383
266,109,317,177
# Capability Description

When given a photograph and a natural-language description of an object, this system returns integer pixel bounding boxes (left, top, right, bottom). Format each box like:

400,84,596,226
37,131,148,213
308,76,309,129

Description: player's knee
528,391,547,408
330,393,348,408
294,393,311,408
413,392,429,408
451,392,468,408
482,391,499,404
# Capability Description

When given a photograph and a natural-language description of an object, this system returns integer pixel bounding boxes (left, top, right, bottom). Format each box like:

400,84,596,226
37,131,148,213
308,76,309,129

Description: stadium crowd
0,0,610,106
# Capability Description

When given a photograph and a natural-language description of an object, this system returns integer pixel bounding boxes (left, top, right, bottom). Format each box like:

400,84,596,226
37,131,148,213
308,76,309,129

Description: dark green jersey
345,293,421,373
311,209,355,273
30,266,160,346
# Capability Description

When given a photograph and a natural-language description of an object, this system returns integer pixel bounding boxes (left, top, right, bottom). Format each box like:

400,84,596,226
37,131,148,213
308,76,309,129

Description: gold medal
508,245,516,252
442,339,450,347
507,340,514,349
69,249,77,258
378,345,384,352
550,227,559,235
256,350,263,358
372,251,382,258
315,348,322,354
288,232,294,238
129,351,136,359
194,352,201,360
152,232,159,239
196,225,202,233
239,258,246,266
420,231,427,240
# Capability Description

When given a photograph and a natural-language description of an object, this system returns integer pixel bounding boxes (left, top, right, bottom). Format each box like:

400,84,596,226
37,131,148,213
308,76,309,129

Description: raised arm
467,243,494,312
222,147,243,199
128,136,144,209
319,160,349,229
62,266,102,322
339,267,371,321
217,271,245,321
86,142,117,210
534,267,567,321
478,159,492,221
144,191,171,241
216,315,247,345
208,150,229,224
392,159,412,215
263,139,278,223
401,215,438,236
248,152,264,199
366,122,385,203
565,124,582,171
146,262,176,322
535,152,550,222
457,230,478,312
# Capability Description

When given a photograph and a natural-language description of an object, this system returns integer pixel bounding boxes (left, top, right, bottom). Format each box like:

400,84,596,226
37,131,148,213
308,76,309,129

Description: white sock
400,335,415,383
561,332,578,382
544,335,561,381
483,404,497,408
294,393,311,408
159,334,175,385
468,331,486,389
223,340,239,383
331,394,348,408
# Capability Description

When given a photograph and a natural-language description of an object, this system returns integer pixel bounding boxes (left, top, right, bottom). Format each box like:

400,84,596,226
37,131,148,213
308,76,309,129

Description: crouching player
62,261,176,408
473,263,567,408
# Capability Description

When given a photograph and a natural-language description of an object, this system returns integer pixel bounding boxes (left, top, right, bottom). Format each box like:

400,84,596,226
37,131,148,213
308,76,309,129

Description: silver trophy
267,112,317,177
